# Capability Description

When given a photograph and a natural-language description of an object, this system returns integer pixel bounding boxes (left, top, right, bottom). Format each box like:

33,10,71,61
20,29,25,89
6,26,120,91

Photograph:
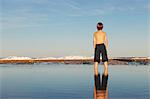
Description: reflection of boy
94,73,108,90
94,73,109,99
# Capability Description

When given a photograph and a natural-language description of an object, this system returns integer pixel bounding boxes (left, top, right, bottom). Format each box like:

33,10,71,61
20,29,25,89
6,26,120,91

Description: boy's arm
105,33,108,50
93,33,96,49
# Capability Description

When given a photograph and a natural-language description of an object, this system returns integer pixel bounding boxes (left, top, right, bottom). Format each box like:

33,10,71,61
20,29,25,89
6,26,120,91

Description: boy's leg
94,62,99,75
94,46,100,76
101,45,108,76
104,61,108,76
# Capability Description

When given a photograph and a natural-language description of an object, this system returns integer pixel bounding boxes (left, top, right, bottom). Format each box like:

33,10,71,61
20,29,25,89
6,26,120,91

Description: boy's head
97,22,103,30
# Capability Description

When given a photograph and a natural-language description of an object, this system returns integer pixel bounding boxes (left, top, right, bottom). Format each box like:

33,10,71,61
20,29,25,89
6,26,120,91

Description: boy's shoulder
94,31,97,34
94,31,106,35
93,32,97,36
102,30,106,34
103,31,107,35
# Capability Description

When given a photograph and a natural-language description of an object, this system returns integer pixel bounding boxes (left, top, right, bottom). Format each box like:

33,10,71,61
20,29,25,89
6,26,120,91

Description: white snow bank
1,56,32,60
36,56,93,60
0,56,93,60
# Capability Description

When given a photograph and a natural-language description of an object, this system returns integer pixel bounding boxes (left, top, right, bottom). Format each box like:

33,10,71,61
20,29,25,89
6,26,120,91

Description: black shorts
94,43,108,63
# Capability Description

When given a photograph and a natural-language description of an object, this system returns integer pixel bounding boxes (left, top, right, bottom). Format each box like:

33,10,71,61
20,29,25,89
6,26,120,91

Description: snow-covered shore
0,56,149,60
0,56,94,60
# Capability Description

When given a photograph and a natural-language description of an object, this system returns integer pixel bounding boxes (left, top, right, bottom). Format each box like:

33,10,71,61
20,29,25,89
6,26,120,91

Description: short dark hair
97,22,103,30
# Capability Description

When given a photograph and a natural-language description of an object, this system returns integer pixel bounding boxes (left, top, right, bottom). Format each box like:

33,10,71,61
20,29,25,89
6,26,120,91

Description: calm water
0,64,149,99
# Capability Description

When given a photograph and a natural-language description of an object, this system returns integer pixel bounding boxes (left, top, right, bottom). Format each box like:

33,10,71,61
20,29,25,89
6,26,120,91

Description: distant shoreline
0,58,149,65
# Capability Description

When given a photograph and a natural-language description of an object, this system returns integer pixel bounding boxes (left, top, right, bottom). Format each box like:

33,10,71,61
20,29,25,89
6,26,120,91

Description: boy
93,22,109,76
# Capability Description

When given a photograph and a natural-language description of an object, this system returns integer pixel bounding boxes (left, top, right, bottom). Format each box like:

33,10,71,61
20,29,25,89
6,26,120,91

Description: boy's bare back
93,30,108,50
94,30,106,44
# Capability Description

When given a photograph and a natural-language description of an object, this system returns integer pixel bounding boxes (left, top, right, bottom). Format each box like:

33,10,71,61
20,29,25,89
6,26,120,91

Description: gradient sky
1,0,149,58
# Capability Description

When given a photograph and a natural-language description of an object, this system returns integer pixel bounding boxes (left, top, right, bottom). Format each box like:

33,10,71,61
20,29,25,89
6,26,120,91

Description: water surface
0,64,149,99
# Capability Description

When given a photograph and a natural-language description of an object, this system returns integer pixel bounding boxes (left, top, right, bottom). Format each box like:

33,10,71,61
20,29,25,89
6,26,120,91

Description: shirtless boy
93,22,109,76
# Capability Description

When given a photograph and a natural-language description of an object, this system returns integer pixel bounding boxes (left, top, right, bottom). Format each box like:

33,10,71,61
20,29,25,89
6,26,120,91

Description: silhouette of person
93,22,109,76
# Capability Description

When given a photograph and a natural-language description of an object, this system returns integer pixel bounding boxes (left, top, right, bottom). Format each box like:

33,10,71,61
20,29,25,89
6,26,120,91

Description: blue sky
1,0,149,57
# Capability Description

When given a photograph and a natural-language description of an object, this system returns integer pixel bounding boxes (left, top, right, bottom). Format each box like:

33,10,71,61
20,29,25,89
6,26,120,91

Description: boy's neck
98,30,102,32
